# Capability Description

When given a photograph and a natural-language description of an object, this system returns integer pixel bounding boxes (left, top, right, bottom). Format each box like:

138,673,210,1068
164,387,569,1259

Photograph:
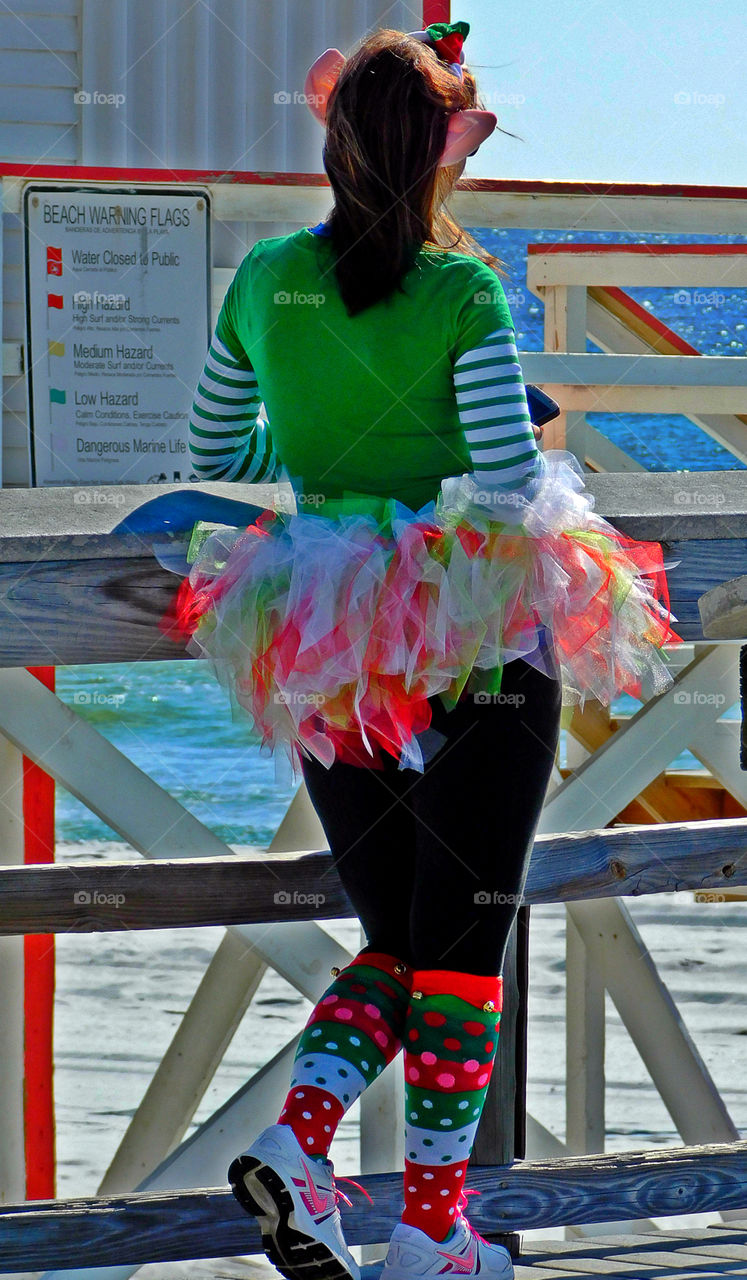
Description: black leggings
300,658,563,976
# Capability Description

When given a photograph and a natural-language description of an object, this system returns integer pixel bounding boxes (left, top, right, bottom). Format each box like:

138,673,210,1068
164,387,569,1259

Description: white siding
1,0,419,485
0,0,80,483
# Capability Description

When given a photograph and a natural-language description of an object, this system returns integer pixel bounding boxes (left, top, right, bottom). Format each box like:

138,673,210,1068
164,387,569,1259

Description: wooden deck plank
683,1245,747,1260
127,1231,747,1280
524,1258,655,1273
138,1244,747,1280
600,1248,742,1266
528,1230,747,1250
518,1231,747,1279
515,1268,603,1277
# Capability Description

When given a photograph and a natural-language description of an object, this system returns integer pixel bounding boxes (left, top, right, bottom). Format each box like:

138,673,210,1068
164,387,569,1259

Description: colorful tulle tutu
166,449,682,772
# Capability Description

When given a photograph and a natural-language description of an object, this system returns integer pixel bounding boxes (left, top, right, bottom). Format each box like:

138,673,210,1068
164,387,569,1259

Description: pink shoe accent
292,1157,335,1219
436,1242,476,1272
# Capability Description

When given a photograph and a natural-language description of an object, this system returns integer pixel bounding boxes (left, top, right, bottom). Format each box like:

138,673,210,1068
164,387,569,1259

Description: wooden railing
5,1144,747,1270
1,472,746,669
1,821,747,1266
1,818,746,934
2,169,747,1268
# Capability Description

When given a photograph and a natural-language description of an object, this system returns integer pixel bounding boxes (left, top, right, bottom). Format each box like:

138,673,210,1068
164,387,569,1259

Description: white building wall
1,0,80,484
1,0,419,484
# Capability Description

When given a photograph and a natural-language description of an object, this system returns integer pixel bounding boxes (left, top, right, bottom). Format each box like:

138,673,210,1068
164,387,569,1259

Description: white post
565,912,605,1156
542,283,589,463
568,896,738,1146
0,732,26,1202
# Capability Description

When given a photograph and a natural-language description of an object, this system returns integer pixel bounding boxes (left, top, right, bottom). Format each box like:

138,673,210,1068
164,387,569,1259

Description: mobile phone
526,384,560,427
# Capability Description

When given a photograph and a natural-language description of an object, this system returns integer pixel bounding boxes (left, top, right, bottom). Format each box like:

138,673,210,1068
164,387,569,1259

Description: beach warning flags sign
46,246,62,275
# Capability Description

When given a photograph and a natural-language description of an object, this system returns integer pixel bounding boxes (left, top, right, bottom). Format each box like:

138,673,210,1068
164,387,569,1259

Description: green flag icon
49,387,66,404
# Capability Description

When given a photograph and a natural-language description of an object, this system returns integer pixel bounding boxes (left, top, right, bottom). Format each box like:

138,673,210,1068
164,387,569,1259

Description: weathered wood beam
0,537,744,662
1,474,744,549
567,704,744,822
0,480,745,663
0,817,745,934
700,574,747,640
4,1141,747,1268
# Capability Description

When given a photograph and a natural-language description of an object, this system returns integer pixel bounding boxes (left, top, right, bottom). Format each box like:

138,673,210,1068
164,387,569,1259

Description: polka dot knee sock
277,950,413,1159
402,969,503,1242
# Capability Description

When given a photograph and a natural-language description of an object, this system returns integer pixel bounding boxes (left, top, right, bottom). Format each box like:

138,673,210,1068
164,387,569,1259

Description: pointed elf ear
304,48,346,124
439,108,497,167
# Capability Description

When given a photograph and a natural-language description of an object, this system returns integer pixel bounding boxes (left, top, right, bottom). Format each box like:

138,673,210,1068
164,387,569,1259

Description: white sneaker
228,1123,361,1280
380,1216,514,1280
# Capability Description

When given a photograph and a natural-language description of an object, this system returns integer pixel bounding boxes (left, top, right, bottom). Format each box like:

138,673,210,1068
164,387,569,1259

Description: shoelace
333,1174,374,1210
456,1187,489,1245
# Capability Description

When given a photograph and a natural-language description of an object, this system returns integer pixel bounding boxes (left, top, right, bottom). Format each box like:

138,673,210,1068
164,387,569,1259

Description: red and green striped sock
402,970,503,1241
278,950,413,1159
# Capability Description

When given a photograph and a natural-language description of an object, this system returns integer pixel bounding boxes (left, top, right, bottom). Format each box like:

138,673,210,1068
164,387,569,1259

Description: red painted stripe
423,0,451,22
528,242,747,255
4,164,747,200
601,287,701,355
1,163,330,187
22,666,56,1201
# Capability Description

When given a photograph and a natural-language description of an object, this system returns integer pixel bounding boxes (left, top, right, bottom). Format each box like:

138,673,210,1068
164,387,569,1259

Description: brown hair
317,28,508,317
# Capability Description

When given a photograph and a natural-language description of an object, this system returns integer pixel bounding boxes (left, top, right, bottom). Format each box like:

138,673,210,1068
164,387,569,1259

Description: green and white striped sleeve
188,332,278,483
453,326,546,499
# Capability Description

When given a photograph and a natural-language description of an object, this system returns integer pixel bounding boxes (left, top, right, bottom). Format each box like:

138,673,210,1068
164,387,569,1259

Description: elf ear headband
304,20,497,169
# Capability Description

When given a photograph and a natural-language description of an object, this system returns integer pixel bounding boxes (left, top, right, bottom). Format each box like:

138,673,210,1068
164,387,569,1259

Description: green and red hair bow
406,20,470,80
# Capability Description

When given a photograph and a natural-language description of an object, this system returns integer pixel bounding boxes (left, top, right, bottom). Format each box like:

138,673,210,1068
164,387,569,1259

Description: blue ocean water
55,226,746,845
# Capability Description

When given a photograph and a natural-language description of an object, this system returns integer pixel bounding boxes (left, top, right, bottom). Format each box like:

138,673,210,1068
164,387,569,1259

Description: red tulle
156,451,683,772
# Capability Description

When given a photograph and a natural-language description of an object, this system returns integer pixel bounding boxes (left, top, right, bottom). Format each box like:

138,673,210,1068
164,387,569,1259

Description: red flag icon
47,294,64,309
47,247,62,276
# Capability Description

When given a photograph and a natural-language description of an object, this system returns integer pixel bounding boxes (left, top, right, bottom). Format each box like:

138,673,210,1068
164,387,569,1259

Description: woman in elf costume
178,21,681,1280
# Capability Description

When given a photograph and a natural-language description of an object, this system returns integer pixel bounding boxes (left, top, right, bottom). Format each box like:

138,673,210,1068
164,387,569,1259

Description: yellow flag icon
48,340,65,357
